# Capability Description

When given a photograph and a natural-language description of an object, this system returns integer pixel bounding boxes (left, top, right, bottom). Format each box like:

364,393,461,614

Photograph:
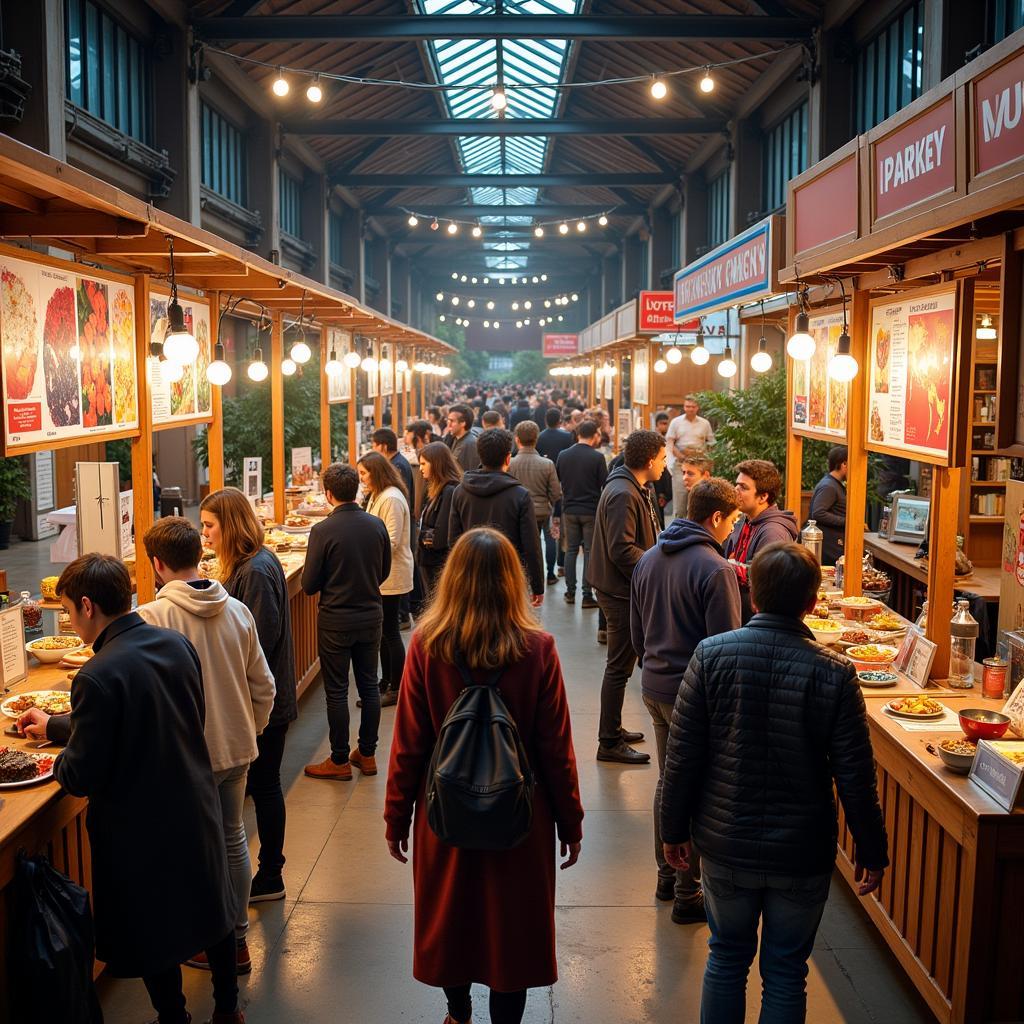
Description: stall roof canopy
0,134,451,351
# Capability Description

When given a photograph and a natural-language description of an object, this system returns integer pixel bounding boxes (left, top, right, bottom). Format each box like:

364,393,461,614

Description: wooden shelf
972,421,997,427
969,515,1003,523
974,389,997,394
971,480,1008,486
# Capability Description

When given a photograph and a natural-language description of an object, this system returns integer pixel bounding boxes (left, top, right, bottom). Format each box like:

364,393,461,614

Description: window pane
66,0,83,105
101,13,114,125
85,2,99,112
854,1,925,132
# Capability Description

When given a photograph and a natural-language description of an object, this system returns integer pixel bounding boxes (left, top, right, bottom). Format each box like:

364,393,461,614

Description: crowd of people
14,378,885,1024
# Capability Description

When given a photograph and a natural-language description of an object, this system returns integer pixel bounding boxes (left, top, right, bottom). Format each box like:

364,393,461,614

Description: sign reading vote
637,291,675,332
974,47,1024,175
674,218,774,321
874,97,955,220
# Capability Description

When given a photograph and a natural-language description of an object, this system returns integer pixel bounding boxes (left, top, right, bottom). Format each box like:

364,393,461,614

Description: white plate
857,673,899,688
883,701,946,720
1,690,73,720
282,524,313,534
0,748,56,788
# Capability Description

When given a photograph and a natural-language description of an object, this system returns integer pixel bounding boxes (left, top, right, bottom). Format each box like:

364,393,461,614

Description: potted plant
0,455,30,549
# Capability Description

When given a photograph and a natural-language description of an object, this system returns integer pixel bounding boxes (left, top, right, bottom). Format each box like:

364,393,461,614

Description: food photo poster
149,288,213,426
790,309,847,441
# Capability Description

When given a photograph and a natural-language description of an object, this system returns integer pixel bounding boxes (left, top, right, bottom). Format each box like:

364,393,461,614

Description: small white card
0,603,28,691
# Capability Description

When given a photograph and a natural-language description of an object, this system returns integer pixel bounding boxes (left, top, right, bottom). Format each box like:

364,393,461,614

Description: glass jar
834,555,845,590
801,519,823,564
949,599,979,689
915,600,928,633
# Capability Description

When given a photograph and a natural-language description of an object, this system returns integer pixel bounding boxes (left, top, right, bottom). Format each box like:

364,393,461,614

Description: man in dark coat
660,542,888,1023
19,554,241,1024
536,406,573,463
631,478,742,923
723,459,799,622
449,427,545,604
808,444,848,565
587,429,666,764
445,403,480,472
556,420,607,607
509,396,533,430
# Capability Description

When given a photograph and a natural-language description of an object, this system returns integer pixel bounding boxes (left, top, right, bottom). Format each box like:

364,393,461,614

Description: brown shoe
185,939,251,975
349,749,378,776
304,756,353,781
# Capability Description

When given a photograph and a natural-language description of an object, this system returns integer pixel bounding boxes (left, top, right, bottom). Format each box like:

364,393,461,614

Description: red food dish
958,708,1010,741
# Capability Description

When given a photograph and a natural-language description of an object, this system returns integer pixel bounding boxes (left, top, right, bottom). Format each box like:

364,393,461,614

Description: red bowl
959,708,1011,741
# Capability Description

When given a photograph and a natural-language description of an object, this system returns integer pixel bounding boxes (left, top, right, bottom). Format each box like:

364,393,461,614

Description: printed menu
1,251,139,451
148,287,213,426
326,328,352,403
790,309,848,440
867,286,956,462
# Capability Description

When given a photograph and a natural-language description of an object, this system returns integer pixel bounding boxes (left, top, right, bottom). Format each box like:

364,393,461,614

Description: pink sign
793,155,858,255
543,333,578,357
974,48,1024,175
874,97,955,220
637,291,675,332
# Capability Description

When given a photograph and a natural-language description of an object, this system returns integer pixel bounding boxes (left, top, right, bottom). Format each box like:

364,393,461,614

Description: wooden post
843,289,870,596
347,364,358,467
783,307,804,520
925,466,960,679
207,291,225,492
131,274,156,604
372,338,382,428
271,313,286,525
320,325,331,469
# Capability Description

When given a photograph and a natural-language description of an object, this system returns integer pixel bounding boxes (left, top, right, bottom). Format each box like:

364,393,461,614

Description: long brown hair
199,487,264,581
358,450,407,501
419,440,462,500
417,528,540,669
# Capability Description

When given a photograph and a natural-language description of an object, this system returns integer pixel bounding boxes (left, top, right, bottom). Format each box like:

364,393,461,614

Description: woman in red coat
385,528,584,1024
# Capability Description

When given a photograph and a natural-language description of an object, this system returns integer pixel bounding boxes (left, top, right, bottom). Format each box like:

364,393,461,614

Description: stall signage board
326,329,352,404
674,218,774,321
0,249,140,453
291,446,312,485
638,291,675,332
873,97,955,221
973,47,1024,175
633,346,649,405
380,343,394,397
790,309,849,441
543,333,578,357
969,740,1024,810
792,155,858,257
866,285,958,464
119,489,134,558
149,287,213,428
0,602,27,690
243,457,261,500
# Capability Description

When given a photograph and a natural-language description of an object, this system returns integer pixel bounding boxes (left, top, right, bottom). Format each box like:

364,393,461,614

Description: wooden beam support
0,211,147,237
854,236,1003,292
0,183,44,214
783,306,804,522
271,313,286,525
131,275,156,605
320,325,331,470
372,338,382,429
843,290,870,596
93,235,210,256
207,291,225,492
925,467,960,679
348,360,358,467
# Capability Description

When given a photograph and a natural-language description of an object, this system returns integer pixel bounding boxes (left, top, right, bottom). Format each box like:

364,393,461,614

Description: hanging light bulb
557,315,564,322
559,222,569,235
451,296,460,306
571,293,579,302
524,300,532,310
576,220,587,233
490,85,508,111
977,314,997,340
828,331,859,382
750,336,773,374
654,358,668,374
290,336,312,364
483,277,490,284
699,67,715,94
451,271,459,280
665,344,683,365
472,225,483,238
786,310,815,360
466,299,476,309
247,348,269,382
207,342,232,385
447,222,458,235
650,76,668,100
460,275,468,282
344,349,362,369
534,225,545,238
438,314,446,322
532,276,539,283
471,277,478,284
163,358,185,383
516,320,523,328
408,214,419,228
512,301,520,311
598,214,609,227
306,75,323,103
486,301,495,310
436,292,444,302
541,273,548,281
718,344,737,378
163,298,199,365
281,357,297,376
431,219,440,232
524,318,531,325
325,348,342,375
271,68,289,97
544,299,551,308
361,356,378,373
395,359,408,373
483,320,490,328
493,321,500,329
691,331,710,365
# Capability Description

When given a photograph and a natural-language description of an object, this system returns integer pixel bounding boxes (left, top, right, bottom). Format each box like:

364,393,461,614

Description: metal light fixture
828,281,858,382
976,314,997,340
247,348,268,382
751,302,773,373
162,237,199,365
325,347,343,375
650,77,668,100
786,302,815,361
691,329,710,365
718,344,737,378
271,68,289,97
306,75,323,103
699,67,715,93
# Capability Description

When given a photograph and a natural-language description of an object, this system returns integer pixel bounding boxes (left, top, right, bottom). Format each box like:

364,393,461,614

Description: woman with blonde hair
416,441,462,596
357,451,413,707
385,528,583,1024
200,486,296,903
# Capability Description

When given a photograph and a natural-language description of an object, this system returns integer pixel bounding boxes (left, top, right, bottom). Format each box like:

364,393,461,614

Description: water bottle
801,519,823,564
949,599,979,689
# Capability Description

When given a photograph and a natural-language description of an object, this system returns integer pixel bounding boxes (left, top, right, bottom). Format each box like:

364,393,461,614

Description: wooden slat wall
288,580,320,697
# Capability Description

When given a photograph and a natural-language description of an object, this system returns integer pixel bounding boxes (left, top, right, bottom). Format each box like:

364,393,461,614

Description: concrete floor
6,530,933,1023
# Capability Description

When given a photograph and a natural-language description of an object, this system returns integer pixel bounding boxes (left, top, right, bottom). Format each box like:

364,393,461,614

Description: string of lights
446,272,553,285
434,290,579,310
406,210,611,235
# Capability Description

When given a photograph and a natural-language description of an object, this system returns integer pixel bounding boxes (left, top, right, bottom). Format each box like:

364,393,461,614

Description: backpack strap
453,652,504,690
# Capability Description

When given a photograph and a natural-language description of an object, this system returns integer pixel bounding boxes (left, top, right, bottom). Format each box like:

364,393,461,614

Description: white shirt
666,414,715,467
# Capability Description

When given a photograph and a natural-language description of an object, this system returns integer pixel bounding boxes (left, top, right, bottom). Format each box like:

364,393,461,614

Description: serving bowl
840,596,882,621
25,636,85,664
804,618,844,645
936,737,978,774
846,644,899,672
959,708,1011,741
857,670,899,687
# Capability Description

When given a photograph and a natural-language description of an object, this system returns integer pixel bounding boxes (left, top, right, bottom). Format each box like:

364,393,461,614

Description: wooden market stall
0,133,449,1021
782,29,1024,1024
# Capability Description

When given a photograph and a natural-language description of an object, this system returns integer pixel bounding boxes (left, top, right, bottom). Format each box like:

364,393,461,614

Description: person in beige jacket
358,452,413,706
138,517,275,974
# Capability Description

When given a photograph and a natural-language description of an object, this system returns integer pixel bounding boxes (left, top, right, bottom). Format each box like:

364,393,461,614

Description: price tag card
1003,680,1024,739
0,603,28,691
969,740,1024,811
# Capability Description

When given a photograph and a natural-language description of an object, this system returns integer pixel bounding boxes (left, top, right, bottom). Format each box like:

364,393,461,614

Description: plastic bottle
949,599,979,689
801,519,823,564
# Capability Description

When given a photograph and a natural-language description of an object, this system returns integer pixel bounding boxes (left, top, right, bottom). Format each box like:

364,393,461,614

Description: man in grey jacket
509,419,562,585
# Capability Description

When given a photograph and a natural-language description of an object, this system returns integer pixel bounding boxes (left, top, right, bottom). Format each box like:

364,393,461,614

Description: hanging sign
0,248,140,453
866,284,959,464
291,446,312,485
327,329,352,403
380,343,394,397
637,291,675,333
148,287,213,428
973,46,1024,176
674,217,778,321
791,151,859,259
790,309,849,442
543,333,578,357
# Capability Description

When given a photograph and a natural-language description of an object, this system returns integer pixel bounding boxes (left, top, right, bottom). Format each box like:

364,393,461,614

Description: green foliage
0,456,31,521
508,349,554,384
433,319,490,380
693,366,832,494
104,438,133,484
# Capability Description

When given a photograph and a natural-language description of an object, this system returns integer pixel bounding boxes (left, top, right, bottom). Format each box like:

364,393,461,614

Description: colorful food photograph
827,324,847,432
42,284,80,427
195,316,211,414
905,308,953,450
77,277,113,428
1,265,38,400
170,303,196,417
874,326,890,393
808,330,827,428
110,286,136,424
870,403,884,442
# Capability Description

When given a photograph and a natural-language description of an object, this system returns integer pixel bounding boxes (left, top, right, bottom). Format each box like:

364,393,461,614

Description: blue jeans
700,859,831,1024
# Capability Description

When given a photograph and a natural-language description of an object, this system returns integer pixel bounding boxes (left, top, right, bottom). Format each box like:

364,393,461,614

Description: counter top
864,533,1001,600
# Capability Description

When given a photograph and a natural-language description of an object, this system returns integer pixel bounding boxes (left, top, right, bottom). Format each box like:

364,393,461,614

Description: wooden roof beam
0,211,148,237
286,118,725,137
334,172,672,188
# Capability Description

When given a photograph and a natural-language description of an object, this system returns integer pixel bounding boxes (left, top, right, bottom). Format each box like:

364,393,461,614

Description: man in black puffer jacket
660,542,888,1024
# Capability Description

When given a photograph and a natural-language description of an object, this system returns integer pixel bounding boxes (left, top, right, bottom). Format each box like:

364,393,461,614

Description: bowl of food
25,635,84,663
846,644,899,672
840,595,882,621
858,670,899,687
865,611,906,634
804,617,844,645
937,737,978,774
958,708,1011,741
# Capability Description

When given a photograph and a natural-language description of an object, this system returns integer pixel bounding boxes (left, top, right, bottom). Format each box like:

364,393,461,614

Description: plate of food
60,646,94,667
865,611,906,634
884,695,946,719
1,690,72,719
0,747,56,788
836,628,879,649
857,670,900,687
847,644,899,671
803,617,843,644
26,635,85,663
283,514,314,533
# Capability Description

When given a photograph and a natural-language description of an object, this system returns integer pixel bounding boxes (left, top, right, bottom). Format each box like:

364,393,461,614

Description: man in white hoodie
139,517,275,976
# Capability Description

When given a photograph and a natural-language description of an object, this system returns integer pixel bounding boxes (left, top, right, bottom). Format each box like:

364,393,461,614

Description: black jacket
418,479,458,571
536,426,574,464
631,519,742,704
226,546,297,727
52,613,234,976
301,503,391,630
586,466,661,600
509,403,533,429
660,614,889,877
447,432,479,473
808,473,847,565
556,442,608,516
449,470,545,595
723,505,800,621
391,451,415,509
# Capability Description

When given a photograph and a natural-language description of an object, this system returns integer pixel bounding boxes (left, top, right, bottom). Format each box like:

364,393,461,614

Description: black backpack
426,658,535,850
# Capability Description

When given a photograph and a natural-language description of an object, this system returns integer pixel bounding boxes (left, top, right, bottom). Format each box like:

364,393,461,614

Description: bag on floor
426,658,534,850
9,853,103,1024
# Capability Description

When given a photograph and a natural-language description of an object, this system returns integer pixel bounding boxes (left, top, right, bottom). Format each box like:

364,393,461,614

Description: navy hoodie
630,518,743,704
723,504,800,622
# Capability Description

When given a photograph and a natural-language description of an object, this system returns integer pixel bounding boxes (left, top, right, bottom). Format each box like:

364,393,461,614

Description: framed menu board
326,328,352,404
1,246,140,454
633,345,649,406
866,283,959,464
790,307,849,442
380,343,394,397
149,286,213,429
